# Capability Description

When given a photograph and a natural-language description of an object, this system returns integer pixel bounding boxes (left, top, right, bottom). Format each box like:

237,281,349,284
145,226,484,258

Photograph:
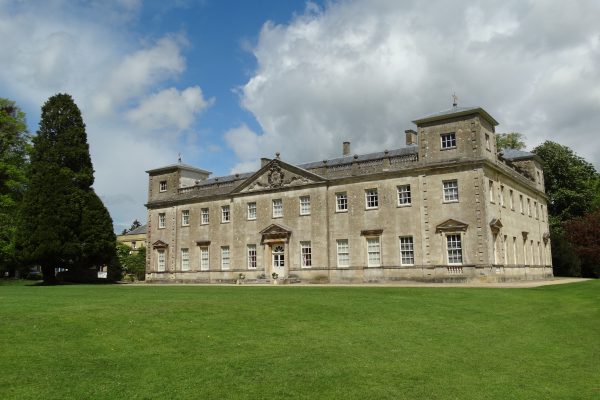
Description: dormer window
159,181,167,192
441,132,456,149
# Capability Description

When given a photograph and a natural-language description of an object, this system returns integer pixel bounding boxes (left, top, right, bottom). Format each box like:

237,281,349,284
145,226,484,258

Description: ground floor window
367,238,381,267
447,234,463,264
337,239,349,267
272,245,285,267
221,246,230,270
247,245,257,269
399,236,414,265
157,249,166,272
181,248,189,271
200,247,209,271
300,241,312,267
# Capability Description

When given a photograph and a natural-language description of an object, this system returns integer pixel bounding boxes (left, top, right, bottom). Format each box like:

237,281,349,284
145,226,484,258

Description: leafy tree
129,219,142,231
18,93,117,283
564,210,600,278
0,99,30,276
116,242,146,281
532,141,597,224
496,132,526,150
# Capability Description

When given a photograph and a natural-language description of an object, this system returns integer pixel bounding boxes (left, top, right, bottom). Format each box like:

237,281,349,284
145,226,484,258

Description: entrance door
271,244,285,278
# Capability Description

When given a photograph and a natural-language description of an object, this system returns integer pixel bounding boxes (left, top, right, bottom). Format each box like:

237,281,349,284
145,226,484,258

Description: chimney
261,158,270,167
405,129,418,146
343,141,351,156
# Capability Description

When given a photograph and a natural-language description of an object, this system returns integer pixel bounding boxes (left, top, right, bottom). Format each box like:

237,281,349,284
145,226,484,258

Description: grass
0,280,598,399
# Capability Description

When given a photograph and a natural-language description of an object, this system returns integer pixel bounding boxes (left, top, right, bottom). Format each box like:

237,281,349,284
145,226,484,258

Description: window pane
247,245,257,269
397,185,411,205
443,180,459,202
365,189,378,209
300,196,311,215
337,239,349,267
447,234,463,264
367,238,381,266
336,193,348,211
400,236,414,265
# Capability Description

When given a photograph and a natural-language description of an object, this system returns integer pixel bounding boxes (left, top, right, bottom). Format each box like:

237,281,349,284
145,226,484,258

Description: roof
412,106,499,127
499,149,536,160
146,163,212,175
124,224,147,235
298,146,418,169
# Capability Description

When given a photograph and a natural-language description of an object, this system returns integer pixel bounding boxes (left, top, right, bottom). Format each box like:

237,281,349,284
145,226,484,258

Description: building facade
117,224,147,251
145,106,553,283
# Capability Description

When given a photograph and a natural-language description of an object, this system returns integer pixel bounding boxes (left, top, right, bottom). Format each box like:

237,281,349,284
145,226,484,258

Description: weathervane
452,92,458,107
178,153,182,163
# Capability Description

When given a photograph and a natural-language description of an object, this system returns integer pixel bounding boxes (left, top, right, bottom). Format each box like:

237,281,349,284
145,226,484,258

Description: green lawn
0,281,598,399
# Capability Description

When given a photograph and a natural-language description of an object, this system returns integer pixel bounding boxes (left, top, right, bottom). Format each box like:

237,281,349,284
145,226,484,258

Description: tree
116,242,146,281
496,132,526,150
532,141,597,224
564,210,600,278
0,99,30,277
129,219,142,231
18,93,117,283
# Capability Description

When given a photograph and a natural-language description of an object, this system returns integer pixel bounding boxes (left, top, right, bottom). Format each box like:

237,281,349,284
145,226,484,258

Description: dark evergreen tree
18,93,118,283
129,219,142,231
0,99,30,276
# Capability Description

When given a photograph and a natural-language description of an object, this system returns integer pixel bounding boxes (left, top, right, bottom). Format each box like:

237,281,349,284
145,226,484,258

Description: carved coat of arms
267,165,285,188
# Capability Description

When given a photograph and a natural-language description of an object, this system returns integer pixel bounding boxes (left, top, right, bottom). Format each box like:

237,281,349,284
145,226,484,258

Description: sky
1,0,599,233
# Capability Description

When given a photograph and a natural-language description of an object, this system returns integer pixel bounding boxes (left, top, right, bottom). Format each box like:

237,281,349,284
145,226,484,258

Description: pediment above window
152,240,169,248
232,159,326,194
489,218,503,233
260,223,292,244
436,219,468,233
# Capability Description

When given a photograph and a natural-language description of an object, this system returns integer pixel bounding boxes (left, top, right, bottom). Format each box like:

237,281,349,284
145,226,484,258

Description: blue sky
1,0,599,233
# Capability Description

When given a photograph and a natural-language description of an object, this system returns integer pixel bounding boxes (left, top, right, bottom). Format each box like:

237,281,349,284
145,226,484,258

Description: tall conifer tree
19,93,118,283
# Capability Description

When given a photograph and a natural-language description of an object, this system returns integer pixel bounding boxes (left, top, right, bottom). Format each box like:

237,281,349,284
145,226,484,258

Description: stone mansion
145,105,552,283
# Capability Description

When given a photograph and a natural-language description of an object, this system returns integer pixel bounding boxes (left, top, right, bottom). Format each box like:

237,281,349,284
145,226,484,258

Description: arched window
272,245,285,267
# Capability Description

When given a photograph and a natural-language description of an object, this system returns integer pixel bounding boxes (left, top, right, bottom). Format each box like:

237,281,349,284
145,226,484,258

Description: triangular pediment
435,219,468,233
152,240,169,248
232,159,326,194
489,218,503,233
259,223,292,235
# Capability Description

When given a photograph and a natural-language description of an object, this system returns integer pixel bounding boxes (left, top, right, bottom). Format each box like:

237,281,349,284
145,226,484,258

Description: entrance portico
260,223,292,279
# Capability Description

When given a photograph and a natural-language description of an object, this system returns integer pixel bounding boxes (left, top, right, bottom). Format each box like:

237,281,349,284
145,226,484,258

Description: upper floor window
336,239,349,268
527,198,531,217
485,133,491,151
336,192,348,212
519,195,524,214
272,199,283,218
300,196,311,215
300,241,312,268
399,236,414,265
441,132,456,149
221,205,230,223
397,185,411,206
181,210,190,226
500,185,505,207
509,189,514,210
540,205,545,221
247,202,256,220
443,180,459,202
201,208,209,225
534,201,539,219
158,213,166,229
365,188,379,209
447,234,463,264
159,180,167,192
488,180,494,203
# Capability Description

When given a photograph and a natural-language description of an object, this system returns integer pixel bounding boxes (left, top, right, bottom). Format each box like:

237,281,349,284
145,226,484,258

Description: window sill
440,147,457,151
365,207,379,211
397,203,412,208
335,209,348,213
443,200,459,204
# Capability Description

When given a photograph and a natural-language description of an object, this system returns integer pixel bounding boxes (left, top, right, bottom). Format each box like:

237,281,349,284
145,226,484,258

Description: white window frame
336,239,349,268
247,202,257,220
397,185,411,206
272,199,283,218
336,192,348,212
247,244,257,269
221,246,230,270
443,180,459,203
158,213,166,229
181,248,189,271
365,188,379,209
300,241,312,268
159,180,167,192
157,249,166,272
440,132,456,149
199,246,209,271
221,205,230,223
201,208,209,225
446,234,463,265
367,237,381,267
182,210,190,226
399,236,414,265
299,196,311,215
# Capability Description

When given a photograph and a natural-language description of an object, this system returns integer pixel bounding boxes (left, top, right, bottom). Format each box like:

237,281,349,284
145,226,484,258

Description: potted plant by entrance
237,273,245,285
271,272,279,284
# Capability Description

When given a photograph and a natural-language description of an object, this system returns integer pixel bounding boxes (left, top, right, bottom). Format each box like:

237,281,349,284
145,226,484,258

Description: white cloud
0,3,211,233
234,0,600,171
126,86,213,132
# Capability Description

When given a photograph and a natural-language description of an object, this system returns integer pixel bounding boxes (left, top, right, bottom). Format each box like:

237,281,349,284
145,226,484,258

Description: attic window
441,132,456,149
159,181,167,192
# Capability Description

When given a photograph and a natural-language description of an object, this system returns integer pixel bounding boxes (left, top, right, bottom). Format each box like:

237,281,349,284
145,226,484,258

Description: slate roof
146,163,212,175
412,106,499,126
298,146,418,169
124,224,147,235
